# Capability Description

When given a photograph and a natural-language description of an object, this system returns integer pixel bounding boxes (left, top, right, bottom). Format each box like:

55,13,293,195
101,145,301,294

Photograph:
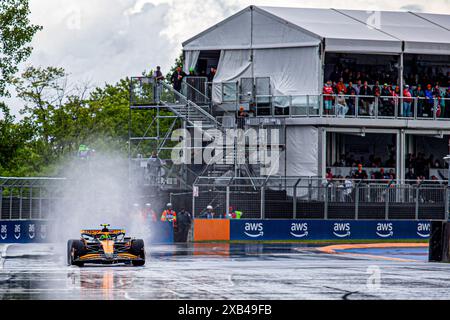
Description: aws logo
376,223,394,238
0,225,7,240
290,223,308,238
28,224,35,240
40,224,48,240
417,223,430,238
333,223,351,238
14,224,21,240
244,223,264,238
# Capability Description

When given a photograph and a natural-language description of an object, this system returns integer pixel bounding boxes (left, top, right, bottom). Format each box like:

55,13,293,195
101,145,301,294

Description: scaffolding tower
128,77,264,192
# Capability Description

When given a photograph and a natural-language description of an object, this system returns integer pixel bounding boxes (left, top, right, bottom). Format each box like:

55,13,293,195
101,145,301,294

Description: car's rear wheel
67,239,85,267
130,239,145,266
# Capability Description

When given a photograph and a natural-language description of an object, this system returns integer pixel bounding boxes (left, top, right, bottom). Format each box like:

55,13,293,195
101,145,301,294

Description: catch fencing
192,177,449,220
0,177,66,220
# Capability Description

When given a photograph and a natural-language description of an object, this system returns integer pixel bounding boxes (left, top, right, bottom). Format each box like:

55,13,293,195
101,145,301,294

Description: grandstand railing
192,176,449,220
250,94,450,120
130,77,450,122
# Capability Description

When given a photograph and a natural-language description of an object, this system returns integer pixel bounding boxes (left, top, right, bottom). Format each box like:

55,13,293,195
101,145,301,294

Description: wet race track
1,243,450,300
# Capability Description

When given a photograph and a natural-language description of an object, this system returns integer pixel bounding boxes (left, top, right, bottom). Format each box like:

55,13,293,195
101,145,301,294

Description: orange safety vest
161,210,177,223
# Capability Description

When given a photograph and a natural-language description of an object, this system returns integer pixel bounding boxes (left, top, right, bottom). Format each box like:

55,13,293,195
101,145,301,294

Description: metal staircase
129,77,258,189
160,82,220,132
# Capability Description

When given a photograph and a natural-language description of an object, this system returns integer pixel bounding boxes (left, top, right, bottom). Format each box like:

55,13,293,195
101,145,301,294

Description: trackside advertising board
230,220,431,241
0,220,50,243
0,220,174,244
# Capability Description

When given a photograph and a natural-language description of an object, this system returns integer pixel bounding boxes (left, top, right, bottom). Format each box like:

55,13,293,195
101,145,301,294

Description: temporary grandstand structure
182,6,450,104
180,6,450,178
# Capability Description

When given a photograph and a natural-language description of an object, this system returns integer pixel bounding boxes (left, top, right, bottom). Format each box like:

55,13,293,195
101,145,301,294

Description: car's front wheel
67,239,85,267
130,239,145,266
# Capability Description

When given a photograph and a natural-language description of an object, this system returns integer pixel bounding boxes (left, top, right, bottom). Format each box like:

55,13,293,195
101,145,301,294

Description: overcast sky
4,0,450,114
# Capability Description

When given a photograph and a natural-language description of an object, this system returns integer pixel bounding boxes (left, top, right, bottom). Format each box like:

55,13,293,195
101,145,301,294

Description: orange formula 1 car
67,224,145,267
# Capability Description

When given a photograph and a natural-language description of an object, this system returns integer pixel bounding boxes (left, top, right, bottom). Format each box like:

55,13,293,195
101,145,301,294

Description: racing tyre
130,239,145,266
67,239,85,267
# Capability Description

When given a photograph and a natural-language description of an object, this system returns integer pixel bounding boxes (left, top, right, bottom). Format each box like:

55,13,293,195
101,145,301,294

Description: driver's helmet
99,234,111,240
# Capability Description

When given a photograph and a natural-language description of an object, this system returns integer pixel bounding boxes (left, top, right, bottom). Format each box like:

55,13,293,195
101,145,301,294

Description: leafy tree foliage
0,0,42,97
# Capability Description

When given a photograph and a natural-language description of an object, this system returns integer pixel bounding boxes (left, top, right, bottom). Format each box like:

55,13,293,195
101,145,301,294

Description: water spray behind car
49,151,153,261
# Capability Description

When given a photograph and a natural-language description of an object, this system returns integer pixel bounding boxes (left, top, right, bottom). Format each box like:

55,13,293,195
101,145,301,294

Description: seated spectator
336,91,348,117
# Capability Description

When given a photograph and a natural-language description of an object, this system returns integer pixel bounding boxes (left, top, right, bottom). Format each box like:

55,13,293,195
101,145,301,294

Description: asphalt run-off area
0,242,448,300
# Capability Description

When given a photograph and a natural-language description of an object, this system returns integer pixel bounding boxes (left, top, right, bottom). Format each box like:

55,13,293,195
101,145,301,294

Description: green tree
0,103,34,175
166,52,184,80
0,0,42,97
14,66,68,164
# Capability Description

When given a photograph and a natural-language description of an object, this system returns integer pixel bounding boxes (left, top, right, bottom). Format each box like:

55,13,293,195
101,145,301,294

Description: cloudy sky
5,0,450,114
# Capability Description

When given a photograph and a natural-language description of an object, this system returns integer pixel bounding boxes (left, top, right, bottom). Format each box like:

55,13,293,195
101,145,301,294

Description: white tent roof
338,9,450,55
183,6,450,55
259,7,401,53
412,12,450,31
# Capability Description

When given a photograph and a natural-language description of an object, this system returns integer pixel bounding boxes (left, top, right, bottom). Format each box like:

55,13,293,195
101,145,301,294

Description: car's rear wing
81,229,126,235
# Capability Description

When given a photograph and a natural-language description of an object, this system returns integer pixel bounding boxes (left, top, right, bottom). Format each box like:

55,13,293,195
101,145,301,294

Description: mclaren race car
67,224,145,267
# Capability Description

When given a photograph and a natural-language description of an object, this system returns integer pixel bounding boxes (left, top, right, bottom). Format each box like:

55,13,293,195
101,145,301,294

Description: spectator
373,168,386,180
444,88,450,119
143,203,158,222
343,176,353,202
323,80,334,115
355,80,362,95
434,84,443,118
406,169,416,181
153,66,164,104
346,81,357,115
380,83,392,116
237,106,248,129
359,81,373,115
326,168,333,181
153,66,164,81
336,91,348,117
147,151,162,185
424,84,434,117
171,66,187,92
353,164,368,180
388,169,396,180
403,85,413,117
335,77,346,94
203,205,216,219
175,208,192,242
207,67,216,82
413,84,425,117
